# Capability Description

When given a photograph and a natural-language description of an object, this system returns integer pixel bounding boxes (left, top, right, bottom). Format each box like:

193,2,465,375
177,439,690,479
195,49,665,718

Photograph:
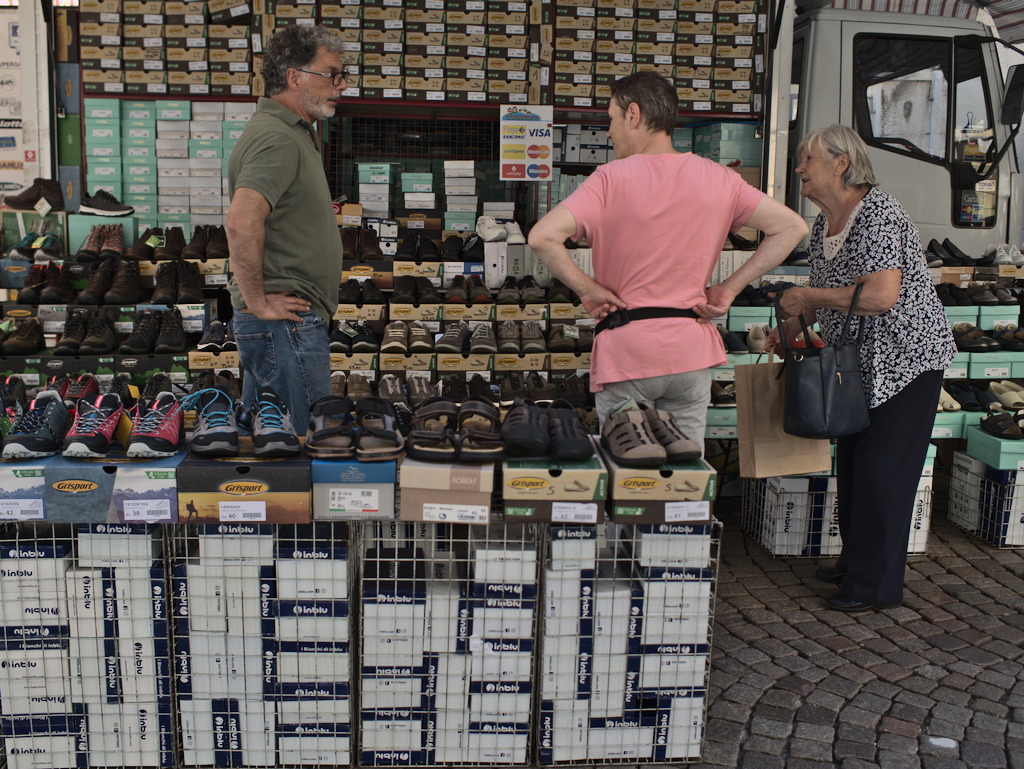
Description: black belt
595,307,699,334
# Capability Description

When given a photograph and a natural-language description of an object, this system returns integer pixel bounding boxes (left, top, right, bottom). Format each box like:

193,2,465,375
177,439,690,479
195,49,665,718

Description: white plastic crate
948,451,1024,547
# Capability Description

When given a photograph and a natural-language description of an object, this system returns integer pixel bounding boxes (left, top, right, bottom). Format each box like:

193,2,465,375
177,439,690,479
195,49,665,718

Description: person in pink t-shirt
529,71,808,444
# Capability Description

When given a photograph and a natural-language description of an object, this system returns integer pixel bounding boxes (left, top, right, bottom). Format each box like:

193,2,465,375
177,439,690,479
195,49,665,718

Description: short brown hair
610,71,678,135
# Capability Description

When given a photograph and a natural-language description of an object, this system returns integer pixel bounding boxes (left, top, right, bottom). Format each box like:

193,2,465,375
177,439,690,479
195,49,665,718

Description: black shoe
815,564,844,584
150,261,178,304
108,373,138,409
125,227,161,261
80,189,134,216
443,235,464,261
329,321,353,353
154,226,185,260
2,376,27,412
79,311,117,354
461,235,484,263
338,278,361,304
390,275,416,304
468,373,494,403
825,592,901,613
176,260,204,302
361,279,386,304
418,235,441,262
54,308,92,355
141,372,173,401
118,309,163,354
415,276,442,304
441,374,468,405
221,320,237,352
76,257,116,305
349,321,379,353
182,225,208,259
104,259,145,304
4,178,64,211
15,266,48,305
2,318,45,355
155,307,187,353
395,233,419,260
197,320,226,353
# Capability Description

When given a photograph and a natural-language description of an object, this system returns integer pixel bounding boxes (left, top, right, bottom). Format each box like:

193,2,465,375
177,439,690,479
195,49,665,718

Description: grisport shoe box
311,459,396,520
176,454,311,524
0,456,60,522
600,449,717,524
44,452,187,523
398,457,494,524
501,447,608,523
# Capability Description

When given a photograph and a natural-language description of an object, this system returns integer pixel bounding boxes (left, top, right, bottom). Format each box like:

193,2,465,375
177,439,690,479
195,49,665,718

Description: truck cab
783,9,1023,255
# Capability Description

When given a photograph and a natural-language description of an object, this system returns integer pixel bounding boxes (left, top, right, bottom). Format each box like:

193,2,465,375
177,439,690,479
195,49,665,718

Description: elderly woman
769,125,956,612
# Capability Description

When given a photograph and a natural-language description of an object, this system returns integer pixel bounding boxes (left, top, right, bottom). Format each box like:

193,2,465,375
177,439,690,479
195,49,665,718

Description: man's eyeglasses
295,68,348,86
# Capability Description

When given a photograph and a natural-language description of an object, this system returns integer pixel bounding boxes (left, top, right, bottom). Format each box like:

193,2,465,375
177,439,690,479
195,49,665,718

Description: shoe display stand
0,516,721,768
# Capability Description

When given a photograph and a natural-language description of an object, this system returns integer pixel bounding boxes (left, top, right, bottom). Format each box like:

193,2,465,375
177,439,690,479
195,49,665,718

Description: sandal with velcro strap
600,408,667,467
353,397,405,462
304,395,356,459
456,395,505,462
406,396,459,462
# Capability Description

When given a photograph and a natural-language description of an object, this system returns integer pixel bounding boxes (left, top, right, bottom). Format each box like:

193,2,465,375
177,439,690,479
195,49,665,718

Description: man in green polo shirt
225,24,346,431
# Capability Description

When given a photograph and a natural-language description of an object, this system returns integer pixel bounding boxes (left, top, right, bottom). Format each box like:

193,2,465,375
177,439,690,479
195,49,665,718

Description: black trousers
833,369,944,604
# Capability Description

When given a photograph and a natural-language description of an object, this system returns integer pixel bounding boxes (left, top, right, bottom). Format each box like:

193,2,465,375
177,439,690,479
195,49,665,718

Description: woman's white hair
797,124,877,188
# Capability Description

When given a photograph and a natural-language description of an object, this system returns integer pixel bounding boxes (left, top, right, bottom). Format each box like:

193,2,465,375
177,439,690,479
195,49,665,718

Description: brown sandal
456,396,504,462
406,396,459,461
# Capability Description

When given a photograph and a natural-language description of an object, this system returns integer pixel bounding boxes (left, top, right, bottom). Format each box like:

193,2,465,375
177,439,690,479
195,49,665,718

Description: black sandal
353,397,405,461
456,395,505,462
406,396,459,462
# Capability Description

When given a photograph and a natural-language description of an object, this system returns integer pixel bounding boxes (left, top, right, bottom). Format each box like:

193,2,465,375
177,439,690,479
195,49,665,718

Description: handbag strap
773,282,866,353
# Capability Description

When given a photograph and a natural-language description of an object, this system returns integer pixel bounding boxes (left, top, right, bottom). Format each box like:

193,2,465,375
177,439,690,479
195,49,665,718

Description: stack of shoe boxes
711,0,766,114
444,161,483,233
359,163,395,220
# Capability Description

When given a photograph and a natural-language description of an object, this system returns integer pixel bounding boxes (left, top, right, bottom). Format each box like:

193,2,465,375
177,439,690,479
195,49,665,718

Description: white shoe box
4,733,80,769
277,735,350,765
276,650,350,682
638,649,709,690
197,524,275,564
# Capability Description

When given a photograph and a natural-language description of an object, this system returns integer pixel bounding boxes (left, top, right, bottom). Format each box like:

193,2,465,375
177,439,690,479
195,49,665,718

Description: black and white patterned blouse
808,186,956,408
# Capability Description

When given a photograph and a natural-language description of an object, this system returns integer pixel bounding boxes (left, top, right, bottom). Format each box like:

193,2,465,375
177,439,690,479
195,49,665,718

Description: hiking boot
601,408,667,467
104,259,145,304
349,321,380,353
435,320,470,353
443,235,464,260
520,320,546,354
64,373,101,409
79,311,117,354
304,396,355,459
518,275,545,303
390,275,416,304
141,373,173,401
359,226,384,258
176,260,204,302
547,399,593,460
499,371,528,407
62,393,125,458
4,178,64,211
640,404,702,462
341,227,359,259
546,324,577,353
108,373,138,410
99,223,124,259
206,225,229,259
153,226,185,259
467,274,491,303
125,227,160,260
338,278,361,304
526,371,556,404
395,233,419,259
444,275,469,304
150,261,178,304
415,276,442,303
408,321,434,353
185,388,239,457
80,189,133,216
118,309,162,354
39,262,74,304
2,318,44,355
469,323,497,354
380,321,409,354
1,376,27,412
54,308,93,355
501,397,549,457
362,279,386,304
11,223,44,258
546,277,576,303
461,235,485,263
252,386,300,457
16,265,49,304
155,307,187,353
329,321,353,353
495,276,520,304
197,319,225,353
75,257,116,305
1,391,69,458
127,392,184,457
182,225,208,260
76,225,106,262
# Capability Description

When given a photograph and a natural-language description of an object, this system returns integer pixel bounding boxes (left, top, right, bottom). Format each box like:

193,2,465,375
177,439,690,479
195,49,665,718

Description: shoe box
398,457,495,524
599,449,718,524
705,409,738,440
0,356,45,388
435,352,492,374
43,451,187,523
115,353,190,387
949,450,1024,547
175,452,311,524
0,211,68,254
40,354,118,386
500,451,608,523
342,257,394,290
186,350,240,372
310,459,397,520
966,425,1024,470
135,300,219,334
0,455,60,521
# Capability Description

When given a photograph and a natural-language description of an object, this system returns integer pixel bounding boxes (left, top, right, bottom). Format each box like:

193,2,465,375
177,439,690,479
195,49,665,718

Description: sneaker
1,376,27,412
2,318,44,355
206,225,229,259
75,257,116,305
252,387,300,457
361,279,386,304
468,373,494,403
4,178,64,211
476,215,507,242
16,264,49,304
329,320,353,353
221,320,237,352
176,260,204,302
497,320,520,353
500,397,549,457
461,235,485,263
154,226,185,259
118,309,163,354
469,323,497,353
380,321,409,354
104,258,146,304
640,404,701,462
499,372,528,407
349,320,380,353
466,274,491,303
440,374,469,405
54,308,92,355
150,261,178,304
34,232,61,259
407,375,432,408
436,321,470,353
601,408,667,467
547,398,593,460
62,393,124,458
408,321,434,353
444,275,469,305
555,373,589,409
546,324,577,353
155,307,187,354
76,225,106,262
185,388,239,457
80,189,134,216
526,371,556,404
504,221,526,245
443,235,465,260
79,311,117,354
127,392,184,457
99,223,124,259
1,391,69,458
495,276,521,304
44,375,71,400
520,320,546,354
346,373,374,401
39,262,73,304
197,320,226,353
518,275,546,303
377,373,407,406
182,225,208,260
64,373,101,408
141,373,174,401
10,223,43,258
108,373,138,410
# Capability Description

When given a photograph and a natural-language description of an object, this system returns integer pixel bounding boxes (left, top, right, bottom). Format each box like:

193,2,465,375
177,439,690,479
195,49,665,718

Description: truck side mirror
1001,64,1024,125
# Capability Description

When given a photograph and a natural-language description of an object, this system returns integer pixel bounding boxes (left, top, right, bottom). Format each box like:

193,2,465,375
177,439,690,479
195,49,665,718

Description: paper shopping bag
735,359,832,478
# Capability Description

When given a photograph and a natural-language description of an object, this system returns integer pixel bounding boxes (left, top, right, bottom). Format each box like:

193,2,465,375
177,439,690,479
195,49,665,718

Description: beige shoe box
398,458,494,524
501,442,607,523
600,448,717,524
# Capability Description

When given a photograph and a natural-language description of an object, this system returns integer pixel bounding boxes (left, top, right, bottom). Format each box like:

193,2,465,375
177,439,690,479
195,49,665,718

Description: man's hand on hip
248,292,312,322
579,283,626,321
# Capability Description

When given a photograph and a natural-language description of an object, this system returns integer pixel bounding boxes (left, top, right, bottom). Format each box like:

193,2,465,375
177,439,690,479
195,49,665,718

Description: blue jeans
233,309,331,432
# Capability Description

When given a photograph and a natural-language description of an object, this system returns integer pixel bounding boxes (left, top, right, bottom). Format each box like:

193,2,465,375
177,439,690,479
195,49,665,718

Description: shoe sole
79,205,134,217
197,343,223,353
253,439,301,457
191,439,240,457
2,445,57,459
303,445,355,459
380,343,409,354
63,442,109,458
351,343,379,353
329,342,351,353
127,442,178,458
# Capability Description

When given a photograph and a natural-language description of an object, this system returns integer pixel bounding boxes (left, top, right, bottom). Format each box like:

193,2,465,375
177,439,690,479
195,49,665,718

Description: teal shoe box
968,352,1020,380
978,305,1021,331
932,411,964,440
944,351,970,379
965,425,1024,470
945,306,980,326
727,307,773,332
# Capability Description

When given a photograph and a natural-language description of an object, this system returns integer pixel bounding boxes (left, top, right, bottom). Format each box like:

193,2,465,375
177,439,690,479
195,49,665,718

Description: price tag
984,367,1010,378
664,501,711,522
329,487,380,514
932,427,954,439
708,426,737,438
204,274,228,286
421,503,488,523
407,219,425,228
944,366,967,379
0,499,43,521
123,499,171,522
552,502,598,524
219,501,267,522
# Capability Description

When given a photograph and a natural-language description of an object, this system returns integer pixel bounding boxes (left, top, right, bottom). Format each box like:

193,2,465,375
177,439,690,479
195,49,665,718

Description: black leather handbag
774,284,870,439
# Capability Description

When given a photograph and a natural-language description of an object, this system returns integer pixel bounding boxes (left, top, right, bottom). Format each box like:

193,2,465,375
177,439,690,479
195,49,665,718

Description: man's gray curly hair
262,25,344,97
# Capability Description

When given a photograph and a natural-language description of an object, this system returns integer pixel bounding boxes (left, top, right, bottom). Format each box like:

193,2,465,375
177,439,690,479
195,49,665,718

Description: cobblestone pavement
690,496,1024,769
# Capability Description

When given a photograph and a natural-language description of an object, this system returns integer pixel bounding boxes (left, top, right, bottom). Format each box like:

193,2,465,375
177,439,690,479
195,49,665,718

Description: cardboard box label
0,499,43,520
219,500,267,522
665,500,711,522
551,502,598,523
329,487,380,515
122,498,172,522
421,502,488,523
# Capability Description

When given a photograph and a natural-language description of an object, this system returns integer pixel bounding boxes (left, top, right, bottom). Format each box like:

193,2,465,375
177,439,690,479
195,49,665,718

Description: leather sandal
304,396,356,458
980,410,1023,440
406,396,459,462
353,397,405,461
601,409,667,466
640,404,701,462
456,395,505,462
989,381,1024,409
